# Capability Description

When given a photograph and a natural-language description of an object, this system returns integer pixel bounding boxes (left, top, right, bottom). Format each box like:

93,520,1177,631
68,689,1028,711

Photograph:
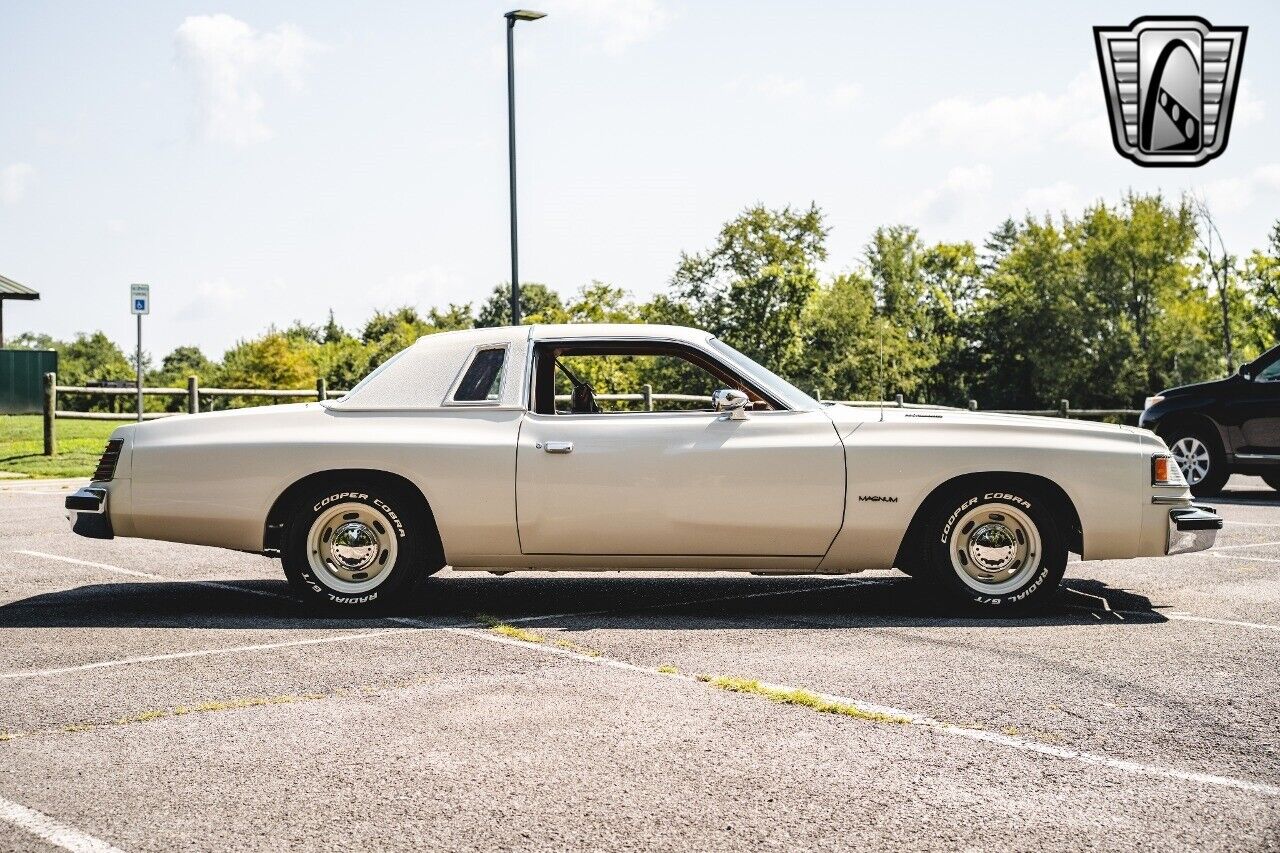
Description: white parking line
442,625,1280,797
1212,552,1280,564
1211,540,1280,551
1223,520,1280,528
0,629,424,680
0,794,127,853
1165,612,1280,633
13,550,288,601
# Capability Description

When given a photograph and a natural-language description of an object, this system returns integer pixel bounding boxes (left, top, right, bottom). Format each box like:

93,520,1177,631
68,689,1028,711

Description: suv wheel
918,485,1068,612
1167,428,1229,497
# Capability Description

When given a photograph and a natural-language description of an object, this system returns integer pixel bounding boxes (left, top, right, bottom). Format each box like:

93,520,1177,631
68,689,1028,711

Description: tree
795,272,880,400
1191,196,1239,372
1240,220,1280,360
669,203,827,376
218,332,317,398
475,283,563,327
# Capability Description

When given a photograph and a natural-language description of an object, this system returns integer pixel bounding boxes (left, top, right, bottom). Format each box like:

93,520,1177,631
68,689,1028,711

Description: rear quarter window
452,347,507,402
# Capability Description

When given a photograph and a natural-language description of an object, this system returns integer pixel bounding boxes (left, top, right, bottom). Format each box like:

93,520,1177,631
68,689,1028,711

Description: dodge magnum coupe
66,324,1221,612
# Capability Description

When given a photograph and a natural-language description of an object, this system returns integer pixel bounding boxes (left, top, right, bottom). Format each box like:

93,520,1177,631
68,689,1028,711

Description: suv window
1257,358,1280,383
452,347,506,402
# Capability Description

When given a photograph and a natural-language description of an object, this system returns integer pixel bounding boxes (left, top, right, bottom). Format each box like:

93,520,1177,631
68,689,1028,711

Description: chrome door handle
543,441,574,454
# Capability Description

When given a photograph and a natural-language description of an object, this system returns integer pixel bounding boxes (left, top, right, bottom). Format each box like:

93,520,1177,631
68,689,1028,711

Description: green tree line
12,193,1280,412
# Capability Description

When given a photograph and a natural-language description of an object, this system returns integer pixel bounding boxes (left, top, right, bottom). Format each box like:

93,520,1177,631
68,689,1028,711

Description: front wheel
281,482,435,611
1166,428,1229,497
918,486,1068,612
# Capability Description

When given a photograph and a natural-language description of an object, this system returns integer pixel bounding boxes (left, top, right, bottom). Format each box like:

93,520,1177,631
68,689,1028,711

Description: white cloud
174,14,322,147
1021,181,1081,216
1,163,35,205
377,266,468,311
1194,164,1280,215
178,279,247,321
827,83,862,107
883,71,1104,155
1233,78,1264,128
906,164,993,225
545,0,669,55
753,75,805,100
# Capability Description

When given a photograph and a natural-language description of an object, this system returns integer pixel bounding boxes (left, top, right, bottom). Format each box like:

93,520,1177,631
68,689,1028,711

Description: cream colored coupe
66,324,1221,612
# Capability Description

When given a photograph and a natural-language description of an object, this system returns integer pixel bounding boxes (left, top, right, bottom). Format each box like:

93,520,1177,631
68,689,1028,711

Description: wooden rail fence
39,372,1144,457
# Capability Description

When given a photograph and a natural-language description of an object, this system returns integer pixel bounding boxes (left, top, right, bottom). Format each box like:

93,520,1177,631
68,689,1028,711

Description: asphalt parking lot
1,477,1278,851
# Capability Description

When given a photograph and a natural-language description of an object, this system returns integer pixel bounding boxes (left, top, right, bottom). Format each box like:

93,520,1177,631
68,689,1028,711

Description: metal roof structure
0,273,40,348
0,274,39,300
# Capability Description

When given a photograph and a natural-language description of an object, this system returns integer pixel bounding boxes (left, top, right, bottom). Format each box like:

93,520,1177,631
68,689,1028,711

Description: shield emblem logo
1094,16,1247,167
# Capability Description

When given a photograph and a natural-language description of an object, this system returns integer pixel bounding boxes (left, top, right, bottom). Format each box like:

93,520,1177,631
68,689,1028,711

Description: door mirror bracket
712,388,750,420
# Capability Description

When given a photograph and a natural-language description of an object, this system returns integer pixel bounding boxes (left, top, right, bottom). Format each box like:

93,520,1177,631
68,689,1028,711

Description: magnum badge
1094,16,1247,167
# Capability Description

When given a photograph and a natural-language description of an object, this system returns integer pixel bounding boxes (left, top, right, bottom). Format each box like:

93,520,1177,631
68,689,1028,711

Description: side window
452,347,506,403
1256,358,1280,383
552,353,720,413
531,343,778,415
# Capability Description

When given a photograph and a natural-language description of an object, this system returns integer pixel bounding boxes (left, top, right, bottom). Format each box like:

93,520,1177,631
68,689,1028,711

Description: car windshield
707,338,819,411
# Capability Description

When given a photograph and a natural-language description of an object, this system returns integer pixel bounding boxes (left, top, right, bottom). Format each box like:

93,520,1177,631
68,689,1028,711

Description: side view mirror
712,388,750,420
1239,363,1253,381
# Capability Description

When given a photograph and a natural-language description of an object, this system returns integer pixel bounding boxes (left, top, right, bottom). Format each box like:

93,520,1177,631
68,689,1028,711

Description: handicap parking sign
130,283,150,315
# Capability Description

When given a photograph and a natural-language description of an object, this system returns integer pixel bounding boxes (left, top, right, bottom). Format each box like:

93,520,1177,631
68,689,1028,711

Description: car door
1237,354,1280,456
514,342,845,557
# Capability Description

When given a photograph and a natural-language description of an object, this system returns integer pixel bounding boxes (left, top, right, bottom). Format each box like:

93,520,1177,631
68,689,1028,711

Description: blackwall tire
281,482,431,612
920,486,1068,613
1261,473,1280,492
1166,427,1229,497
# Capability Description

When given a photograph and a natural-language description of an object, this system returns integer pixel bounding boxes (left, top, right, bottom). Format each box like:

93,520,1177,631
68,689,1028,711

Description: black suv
1139,344,1280,496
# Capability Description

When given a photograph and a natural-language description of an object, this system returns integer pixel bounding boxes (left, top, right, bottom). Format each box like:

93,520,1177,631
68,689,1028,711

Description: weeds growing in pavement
698,675,911,724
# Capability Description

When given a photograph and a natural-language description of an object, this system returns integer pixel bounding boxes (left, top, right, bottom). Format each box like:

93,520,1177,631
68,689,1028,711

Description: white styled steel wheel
306,502,400,595
947,502,1043,595
1170,436,1211,485
922,485,1068,612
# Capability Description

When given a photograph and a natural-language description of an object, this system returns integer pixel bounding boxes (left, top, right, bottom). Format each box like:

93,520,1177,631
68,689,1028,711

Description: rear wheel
917,485,1068,612
281,481,438,611
1166,427,1229,497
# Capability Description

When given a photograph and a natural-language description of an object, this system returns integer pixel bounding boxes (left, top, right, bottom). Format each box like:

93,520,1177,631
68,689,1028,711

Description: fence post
316,377,328,402
187,376,199,414
968,399,978,411
641,383,652,412
895,394,904,408
43,372,56,457
1059,399,1070,418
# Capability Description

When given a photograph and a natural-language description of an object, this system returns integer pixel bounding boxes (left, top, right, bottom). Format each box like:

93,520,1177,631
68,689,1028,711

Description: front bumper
65,486,114,539
1167,503,1221,555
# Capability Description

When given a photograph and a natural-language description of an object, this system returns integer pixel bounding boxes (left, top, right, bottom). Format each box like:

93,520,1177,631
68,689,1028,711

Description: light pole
505,9,545,326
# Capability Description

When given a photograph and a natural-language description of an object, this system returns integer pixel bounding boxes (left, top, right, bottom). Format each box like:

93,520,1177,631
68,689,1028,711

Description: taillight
92,439,123,482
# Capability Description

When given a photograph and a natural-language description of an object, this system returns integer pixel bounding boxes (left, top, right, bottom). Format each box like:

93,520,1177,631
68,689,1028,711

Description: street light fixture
505,9,546,326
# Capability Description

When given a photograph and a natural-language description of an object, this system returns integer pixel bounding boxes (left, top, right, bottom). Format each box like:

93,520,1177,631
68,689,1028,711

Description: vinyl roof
0,274,38,300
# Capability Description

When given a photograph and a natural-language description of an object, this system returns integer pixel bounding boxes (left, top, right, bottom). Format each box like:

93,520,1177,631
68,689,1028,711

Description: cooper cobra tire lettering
922,486,1068,613
283,482,435,613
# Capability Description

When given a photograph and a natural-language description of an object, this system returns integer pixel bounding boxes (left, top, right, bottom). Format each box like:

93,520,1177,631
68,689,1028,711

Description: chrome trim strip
1152,495,1190,505
1234,453,1280,461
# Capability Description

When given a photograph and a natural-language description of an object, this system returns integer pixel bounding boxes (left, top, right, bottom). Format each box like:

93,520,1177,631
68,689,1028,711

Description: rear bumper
65,486,114,539
1167,503,1221,555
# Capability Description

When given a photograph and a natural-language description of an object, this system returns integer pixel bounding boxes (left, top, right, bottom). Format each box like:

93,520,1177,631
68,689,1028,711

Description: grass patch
0,415,121,479
474,613,601,656
657,663,680,675
699,675,912,725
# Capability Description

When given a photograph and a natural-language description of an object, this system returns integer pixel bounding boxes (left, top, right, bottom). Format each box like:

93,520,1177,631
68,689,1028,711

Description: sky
1,1,1277,359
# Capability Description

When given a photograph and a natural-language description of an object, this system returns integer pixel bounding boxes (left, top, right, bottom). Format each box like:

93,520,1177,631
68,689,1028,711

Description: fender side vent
92,439,124,482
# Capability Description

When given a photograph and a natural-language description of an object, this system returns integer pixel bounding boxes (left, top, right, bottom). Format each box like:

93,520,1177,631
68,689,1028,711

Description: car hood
822,403,1146,441
1157,375,1236,397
